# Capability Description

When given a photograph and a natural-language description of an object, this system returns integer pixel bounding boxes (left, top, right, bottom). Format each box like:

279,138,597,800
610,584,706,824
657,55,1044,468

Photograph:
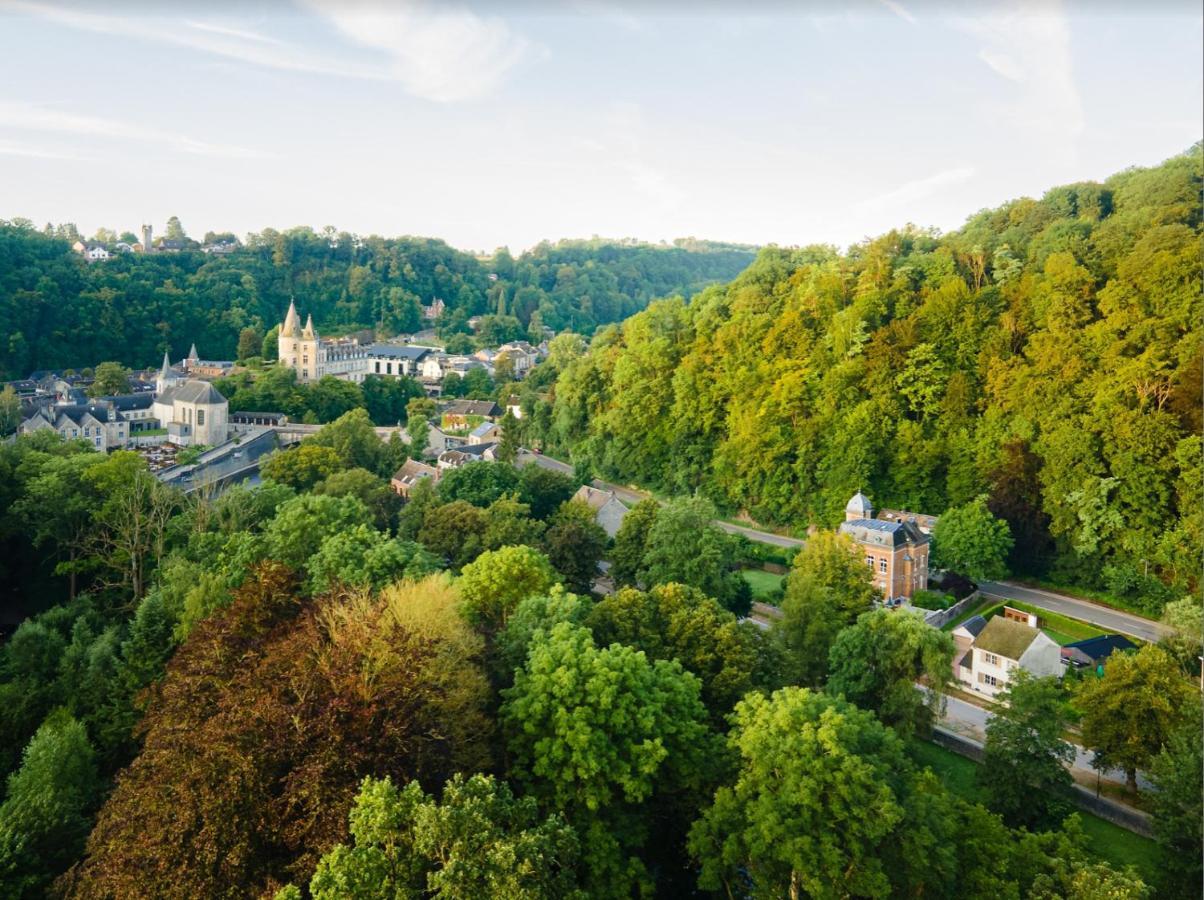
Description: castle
277,301,430,385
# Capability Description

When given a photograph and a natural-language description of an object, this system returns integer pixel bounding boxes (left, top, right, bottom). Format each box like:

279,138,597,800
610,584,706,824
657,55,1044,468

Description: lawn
973,601,1107,646
741,569,784,599
907,740,1160,883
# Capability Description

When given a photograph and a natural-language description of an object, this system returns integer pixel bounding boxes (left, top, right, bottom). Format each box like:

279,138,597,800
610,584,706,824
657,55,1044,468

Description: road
938,693,1153,791
978,581,1167,642
516,450,804,549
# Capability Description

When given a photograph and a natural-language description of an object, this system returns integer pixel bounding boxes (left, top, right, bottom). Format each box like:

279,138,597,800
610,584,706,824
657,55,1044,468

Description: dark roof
1061,634,1136,664
956,615,989,638
102,393,154,411
230,410,286,421
443,399,501,417
839,517,930,548
459,442,495,457
367,344,432,361
160,380,227,405
41,403,111,427
392,459,438,482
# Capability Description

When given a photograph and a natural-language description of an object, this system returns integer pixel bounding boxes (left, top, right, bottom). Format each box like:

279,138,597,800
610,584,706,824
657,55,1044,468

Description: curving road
978,581,1167,642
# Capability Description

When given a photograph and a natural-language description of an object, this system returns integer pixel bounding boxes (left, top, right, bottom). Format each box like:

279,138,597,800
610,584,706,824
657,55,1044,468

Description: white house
572,485,629,539
960,614,1062,698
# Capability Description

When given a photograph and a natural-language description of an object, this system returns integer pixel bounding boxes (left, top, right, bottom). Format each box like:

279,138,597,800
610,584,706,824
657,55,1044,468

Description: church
151,352,229,446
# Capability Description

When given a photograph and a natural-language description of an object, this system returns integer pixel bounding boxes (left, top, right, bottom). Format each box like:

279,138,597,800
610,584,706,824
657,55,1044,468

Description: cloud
0,100,269,158
857,165,977,211
952,0,1084,147
878,1,916,25
0,137,89,160
303,1,535,102
2,1,534,103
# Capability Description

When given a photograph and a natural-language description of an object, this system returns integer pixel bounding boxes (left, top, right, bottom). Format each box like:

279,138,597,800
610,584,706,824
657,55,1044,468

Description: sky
0,0,1200,254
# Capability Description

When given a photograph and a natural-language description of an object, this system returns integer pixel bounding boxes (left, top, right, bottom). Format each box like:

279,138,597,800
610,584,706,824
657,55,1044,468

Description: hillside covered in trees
0,228,755,378
523,145,1203,607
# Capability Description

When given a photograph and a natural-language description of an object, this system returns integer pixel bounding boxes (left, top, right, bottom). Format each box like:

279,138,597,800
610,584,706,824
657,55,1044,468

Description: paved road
978,581,1167,642
938,693,1153,790
516,450,804,549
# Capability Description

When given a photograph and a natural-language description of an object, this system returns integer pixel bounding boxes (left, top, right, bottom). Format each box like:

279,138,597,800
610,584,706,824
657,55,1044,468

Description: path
978,581,1167,643
516,450,803,549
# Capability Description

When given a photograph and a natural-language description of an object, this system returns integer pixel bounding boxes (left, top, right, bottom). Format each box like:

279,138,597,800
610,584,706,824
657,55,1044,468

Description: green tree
0,385,21,435
1159,596,1203,673
292,774,583,900
1076,643,1194,792
1149,701,1203,898
262,444,343,491
236,326,262,362
496,411,519,465
405,397,433,458
979,674,1075,830
308,408,387,475
932,495,1014,581
457,545,560,635
164,215,186,241
542,498,608,595
639,496,747,614
501,622,712,897
494,588,590,684
263,493,374,571
775,531,877,685
516,463,577,520
315,467,400,531
262,325,280,361
0,709,99,899
418,501,489,570
826,608,954,738
586,582,779,720
437,461,521,508
689,687,914,900
608,498,658,588
308,525,440,594
87,360,132,397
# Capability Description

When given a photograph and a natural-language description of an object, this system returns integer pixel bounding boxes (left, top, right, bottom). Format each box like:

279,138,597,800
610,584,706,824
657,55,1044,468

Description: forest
0,225,755,378
515,144,1203,612
1,415,1198,899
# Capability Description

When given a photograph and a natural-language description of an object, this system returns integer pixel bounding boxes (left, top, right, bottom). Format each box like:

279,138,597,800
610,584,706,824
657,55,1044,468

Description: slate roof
392,459,439,485
367,344,432,361
955,615,989,639
573,485,619,513
1060,634,1136,665
102,393,155,412
470,421,499,438
974,617,1039,661
157,380,227,405
839,518,929,548
443,399,501,417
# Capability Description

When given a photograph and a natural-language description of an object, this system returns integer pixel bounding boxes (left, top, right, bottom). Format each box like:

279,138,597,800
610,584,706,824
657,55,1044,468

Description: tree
0,709,99,899
639,497,747,614
1159,596,1203,673
608,499,658,588
405,397,433,458
1149,701,1203,897
494,588,590,684
826,608,954,738
457,545,560,635
1075,643,1194,792
314,467,400,531
689,688,916,900
0,385,20,435
262,325,280,361
542,499,608,594
307,408,386,475
308,525,440,594
164,215,187,241
775,531,877,685
87,361,131,397
263,493,373,571
496,411,519,465
481,494,545,551
586,583,779,720
262,444,343,491
501,622,712,896
978,674,1075,830
361,375,421,427
290,774,583,900
437,461,520,508
418,501,489,570
516,463,577,520
236,327,262,362
932,495,1014,581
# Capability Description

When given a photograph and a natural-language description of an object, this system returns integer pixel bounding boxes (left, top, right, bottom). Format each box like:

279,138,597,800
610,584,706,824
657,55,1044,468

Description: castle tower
278,300,319,382
141,223,153,253
845,491,873,521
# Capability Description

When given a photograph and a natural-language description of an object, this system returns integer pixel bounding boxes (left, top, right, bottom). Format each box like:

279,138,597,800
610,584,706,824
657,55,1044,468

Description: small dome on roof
846,491,874,518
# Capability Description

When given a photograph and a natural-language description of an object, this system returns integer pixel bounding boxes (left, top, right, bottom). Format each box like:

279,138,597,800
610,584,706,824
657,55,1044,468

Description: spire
281,298,300,337
188,343,199,362
302,313,316,340
160,350,171,376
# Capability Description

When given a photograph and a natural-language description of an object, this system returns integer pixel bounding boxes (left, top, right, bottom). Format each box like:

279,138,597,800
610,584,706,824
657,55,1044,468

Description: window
375,361,381,374
865,555,874,567
980,673,998,687
879,559,888,573
197,409,205,426
983,652,1000,666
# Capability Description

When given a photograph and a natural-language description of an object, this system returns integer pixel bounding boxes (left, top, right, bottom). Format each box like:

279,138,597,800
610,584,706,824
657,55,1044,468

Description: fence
922,591,981,629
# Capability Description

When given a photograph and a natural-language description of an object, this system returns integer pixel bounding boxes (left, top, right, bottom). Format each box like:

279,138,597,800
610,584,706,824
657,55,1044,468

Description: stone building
838,492,930,600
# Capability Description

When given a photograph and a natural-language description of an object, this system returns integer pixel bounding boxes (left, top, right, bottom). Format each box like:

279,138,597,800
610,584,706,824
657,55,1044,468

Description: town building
957,614,1062,697
838,492,930,600
572,485,630,539
390,459,440,498
151,352,229,446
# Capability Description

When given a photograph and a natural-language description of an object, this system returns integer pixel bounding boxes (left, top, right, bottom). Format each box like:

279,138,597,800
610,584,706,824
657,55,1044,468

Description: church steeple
156,350,176,394
281,298,300,338
188,343,199,362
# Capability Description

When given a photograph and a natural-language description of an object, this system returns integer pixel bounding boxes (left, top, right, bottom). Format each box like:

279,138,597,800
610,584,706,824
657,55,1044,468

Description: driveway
977,581,1168,643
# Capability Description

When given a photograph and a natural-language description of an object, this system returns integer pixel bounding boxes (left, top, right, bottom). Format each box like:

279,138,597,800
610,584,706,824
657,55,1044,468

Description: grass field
741,569,784,598
907,740,1160,882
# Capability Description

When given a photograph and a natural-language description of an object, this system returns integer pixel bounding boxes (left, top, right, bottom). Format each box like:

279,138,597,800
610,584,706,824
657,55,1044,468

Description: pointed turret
188,343,199,362
159,349,171,377
302,313,316,340
281,299,300,337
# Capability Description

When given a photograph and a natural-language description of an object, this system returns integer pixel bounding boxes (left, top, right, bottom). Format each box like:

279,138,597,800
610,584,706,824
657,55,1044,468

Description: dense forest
517,145,1203,611
0,227,755,378
2,417,1197,899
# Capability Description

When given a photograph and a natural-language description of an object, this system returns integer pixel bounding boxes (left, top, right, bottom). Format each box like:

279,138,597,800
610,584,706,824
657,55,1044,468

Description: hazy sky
1,0,1200,253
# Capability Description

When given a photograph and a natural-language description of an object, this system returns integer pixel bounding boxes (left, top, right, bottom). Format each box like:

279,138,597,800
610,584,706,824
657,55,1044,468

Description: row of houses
276,301,546,391
70,225,237,262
